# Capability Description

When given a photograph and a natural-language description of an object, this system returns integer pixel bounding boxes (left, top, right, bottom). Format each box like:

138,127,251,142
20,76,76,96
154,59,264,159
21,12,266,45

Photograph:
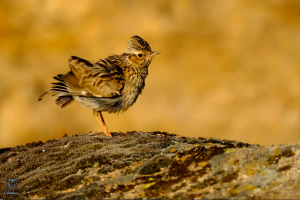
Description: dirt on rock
0,131,299,199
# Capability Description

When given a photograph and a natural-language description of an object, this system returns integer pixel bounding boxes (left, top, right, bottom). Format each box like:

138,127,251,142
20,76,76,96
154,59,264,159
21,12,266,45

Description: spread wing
68,56,125,98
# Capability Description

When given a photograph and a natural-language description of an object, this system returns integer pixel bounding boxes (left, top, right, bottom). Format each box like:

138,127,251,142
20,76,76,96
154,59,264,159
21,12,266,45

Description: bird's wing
68,56,125,98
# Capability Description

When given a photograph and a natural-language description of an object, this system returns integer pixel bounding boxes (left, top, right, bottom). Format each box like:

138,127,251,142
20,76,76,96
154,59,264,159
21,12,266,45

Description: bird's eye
138,54,143,58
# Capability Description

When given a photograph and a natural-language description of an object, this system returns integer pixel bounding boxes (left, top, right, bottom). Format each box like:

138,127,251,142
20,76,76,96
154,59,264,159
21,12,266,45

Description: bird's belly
73,80,145,113
73,96,101,110
73,96,123,113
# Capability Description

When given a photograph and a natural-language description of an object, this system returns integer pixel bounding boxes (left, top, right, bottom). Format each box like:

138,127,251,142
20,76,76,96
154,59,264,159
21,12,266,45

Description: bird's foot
89,130,113,137
104,130,113,137
88,131,99,136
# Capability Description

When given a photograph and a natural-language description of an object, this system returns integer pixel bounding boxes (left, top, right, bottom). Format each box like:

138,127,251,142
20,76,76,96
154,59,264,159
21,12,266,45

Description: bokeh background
0,0,299,148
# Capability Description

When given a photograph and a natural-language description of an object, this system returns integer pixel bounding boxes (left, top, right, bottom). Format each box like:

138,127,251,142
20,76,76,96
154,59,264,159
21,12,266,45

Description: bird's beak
149,51,161,57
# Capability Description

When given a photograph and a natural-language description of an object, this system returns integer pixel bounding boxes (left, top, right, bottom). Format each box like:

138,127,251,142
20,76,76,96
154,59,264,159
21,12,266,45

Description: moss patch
220,170,239,183
2,131,298,199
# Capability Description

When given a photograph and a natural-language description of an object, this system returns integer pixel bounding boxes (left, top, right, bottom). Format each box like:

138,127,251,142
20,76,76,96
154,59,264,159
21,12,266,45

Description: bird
37,35,160,137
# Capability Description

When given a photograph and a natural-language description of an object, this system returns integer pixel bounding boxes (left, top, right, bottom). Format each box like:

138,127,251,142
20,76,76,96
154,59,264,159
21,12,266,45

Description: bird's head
126,35,160,67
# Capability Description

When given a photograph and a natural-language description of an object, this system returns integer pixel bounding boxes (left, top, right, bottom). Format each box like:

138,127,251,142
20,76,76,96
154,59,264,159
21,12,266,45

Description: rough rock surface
0,131,299,199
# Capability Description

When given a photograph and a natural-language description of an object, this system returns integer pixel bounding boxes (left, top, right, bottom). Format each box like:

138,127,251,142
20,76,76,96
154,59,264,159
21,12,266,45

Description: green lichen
144,182,156,189
84,143,104,151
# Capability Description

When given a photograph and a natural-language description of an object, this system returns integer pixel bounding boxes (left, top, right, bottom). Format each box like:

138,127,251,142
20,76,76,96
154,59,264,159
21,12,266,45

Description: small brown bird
38,35,160,137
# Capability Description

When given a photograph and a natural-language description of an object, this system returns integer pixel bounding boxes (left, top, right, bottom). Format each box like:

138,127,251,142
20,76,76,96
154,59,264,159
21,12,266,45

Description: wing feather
68,56,125,98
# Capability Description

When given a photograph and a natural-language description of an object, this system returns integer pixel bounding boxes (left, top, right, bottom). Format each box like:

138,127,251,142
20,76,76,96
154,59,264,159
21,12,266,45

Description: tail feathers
55,96,75,109
37,71,86,109
47,72,84,97
38,93,75,109
37,91,50,101
51,72,83,95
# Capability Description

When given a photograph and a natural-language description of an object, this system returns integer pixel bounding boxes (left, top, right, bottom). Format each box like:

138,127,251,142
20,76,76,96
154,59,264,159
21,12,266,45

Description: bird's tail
37,72,82,109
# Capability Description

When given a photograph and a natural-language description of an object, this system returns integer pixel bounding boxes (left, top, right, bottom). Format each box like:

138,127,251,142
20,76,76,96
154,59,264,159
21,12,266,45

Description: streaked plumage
38,36,160,137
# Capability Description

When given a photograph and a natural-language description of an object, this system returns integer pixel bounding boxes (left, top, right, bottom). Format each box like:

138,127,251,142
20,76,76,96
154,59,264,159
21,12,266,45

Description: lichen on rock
0,132,299,199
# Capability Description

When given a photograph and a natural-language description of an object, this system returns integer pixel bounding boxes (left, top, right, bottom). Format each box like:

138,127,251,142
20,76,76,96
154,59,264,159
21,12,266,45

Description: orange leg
93,110,113,137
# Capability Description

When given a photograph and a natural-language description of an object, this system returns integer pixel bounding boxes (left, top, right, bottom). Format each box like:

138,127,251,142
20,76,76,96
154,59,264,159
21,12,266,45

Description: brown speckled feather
38,35,160,136
126,35,152,52
38,35,160,127
68,56,125,98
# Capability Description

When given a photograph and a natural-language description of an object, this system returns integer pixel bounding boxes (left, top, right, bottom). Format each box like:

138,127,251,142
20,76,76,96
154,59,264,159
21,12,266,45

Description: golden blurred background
0,0,299,148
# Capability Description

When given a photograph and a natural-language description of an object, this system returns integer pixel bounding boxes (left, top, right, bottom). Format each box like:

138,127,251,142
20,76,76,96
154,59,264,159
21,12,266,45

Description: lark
38,35,160,137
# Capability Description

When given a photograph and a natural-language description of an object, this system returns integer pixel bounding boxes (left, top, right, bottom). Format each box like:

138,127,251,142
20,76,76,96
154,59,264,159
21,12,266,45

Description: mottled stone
0,132,298,199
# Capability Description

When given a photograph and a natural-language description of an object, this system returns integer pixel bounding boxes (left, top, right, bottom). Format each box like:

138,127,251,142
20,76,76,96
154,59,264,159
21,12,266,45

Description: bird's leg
93,110,113,137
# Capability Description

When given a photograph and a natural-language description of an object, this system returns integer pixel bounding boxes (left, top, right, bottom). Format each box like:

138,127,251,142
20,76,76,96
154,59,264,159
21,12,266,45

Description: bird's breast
121,67,148,110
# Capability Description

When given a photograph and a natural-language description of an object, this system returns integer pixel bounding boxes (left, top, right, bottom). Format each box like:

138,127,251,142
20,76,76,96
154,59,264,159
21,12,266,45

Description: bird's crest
126,35,152,53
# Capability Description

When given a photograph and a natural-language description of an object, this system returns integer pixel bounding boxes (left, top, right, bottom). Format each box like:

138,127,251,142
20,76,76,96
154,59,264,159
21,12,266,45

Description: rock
0,131,299,199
